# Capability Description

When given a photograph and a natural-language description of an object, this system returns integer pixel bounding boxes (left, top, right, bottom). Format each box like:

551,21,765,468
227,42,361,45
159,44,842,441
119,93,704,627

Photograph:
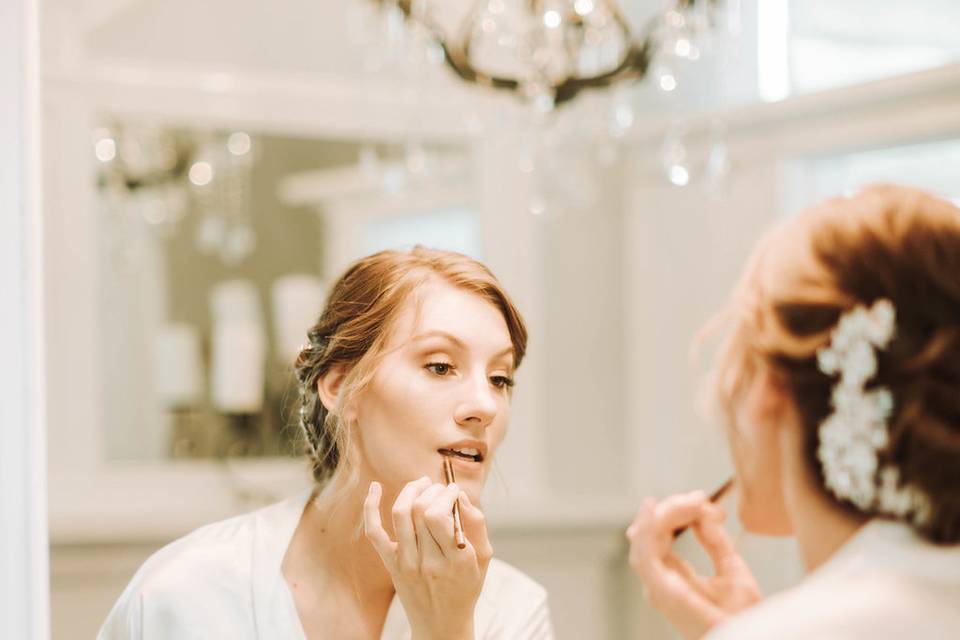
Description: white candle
153,323,204,409
271,274,326,366
210,322,265,414
210,279,263,329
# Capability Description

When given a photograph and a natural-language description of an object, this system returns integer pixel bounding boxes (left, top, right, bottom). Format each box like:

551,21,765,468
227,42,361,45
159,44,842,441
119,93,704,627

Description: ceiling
42,1,960,103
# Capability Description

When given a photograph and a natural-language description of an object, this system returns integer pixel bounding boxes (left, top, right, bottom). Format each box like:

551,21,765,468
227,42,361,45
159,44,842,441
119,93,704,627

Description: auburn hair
708,184,960,543
294,246,527,485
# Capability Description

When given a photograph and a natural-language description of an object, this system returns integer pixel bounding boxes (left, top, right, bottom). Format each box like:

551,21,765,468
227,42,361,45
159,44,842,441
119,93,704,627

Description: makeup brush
671,477,734,539
442,455,467,549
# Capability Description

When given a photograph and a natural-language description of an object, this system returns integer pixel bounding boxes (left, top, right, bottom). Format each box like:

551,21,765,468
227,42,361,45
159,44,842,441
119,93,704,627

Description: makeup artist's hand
363,477,492,640
625,492,761,639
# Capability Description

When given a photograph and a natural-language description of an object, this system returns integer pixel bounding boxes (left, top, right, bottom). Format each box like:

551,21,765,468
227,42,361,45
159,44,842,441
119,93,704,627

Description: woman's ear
316,364,348,415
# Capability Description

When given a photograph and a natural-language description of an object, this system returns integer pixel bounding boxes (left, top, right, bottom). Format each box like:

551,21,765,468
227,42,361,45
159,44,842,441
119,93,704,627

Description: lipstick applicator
671,477,734,539
442,455,467,549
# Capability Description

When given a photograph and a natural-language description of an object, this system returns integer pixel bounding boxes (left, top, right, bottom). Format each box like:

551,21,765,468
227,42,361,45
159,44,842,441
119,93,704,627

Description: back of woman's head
712,184,960,543
293,246,528,485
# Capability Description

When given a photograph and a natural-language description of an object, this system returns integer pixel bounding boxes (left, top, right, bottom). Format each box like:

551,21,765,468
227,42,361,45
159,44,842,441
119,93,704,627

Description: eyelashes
425,362,453,377
490,375,515,389
424,362,515,389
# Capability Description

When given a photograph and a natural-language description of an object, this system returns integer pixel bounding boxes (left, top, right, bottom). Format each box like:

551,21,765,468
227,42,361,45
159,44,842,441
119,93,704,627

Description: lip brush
442,455,467,549
671,477,734,539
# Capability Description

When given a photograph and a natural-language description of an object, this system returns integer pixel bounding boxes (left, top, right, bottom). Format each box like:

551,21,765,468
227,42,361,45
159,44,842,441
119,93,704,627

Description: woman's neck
781,431,868,572
789,482,865,572
284,471,396,600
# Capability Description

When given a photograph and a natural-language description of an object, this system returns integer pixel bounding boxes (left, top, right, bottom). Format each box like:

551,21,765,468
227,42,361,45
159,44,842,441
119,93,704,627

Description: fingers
692,503,745,577
457,491,492,564
626,497,655,542
392,477,432,573
363,481,398,568
625,492,753,639
419,483,464,557
625,492,711,581
662,554,712,600
654,491,710,536
412,483,448,561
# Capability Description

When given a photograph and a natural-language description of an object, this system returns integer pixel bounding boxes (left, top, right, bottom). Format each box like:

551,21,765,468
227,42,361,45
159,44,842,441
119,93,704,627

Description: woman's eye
491,375,515,389
425,362,453,376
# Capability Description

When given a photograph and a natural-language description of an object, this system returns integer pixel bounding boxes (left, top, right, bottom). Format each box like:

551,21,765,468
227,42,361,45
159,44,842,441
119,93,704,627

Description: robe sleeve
97,585,144,640
507,592,555,639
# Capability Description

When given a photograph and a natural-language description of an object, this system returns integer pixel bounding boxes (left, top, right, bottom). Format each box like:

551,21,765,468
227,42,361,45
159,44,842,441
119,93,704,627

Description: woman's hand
363,477,492,640
625,492,762,639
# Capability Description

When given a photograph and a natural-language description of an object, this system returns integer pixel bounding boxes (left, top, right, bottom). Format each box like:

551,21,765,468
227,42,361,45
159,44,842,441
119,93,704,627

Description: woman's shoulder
482,557,548,603
130,506,263,588
707,568,960,640
98,495,305,639
132,492,305,589
475,559,553,638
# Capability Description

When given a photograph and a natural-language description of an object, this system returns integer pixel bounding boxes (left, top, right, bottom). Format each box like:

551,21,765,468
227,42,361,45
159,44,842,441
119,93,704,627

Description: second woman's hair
709,185,960,543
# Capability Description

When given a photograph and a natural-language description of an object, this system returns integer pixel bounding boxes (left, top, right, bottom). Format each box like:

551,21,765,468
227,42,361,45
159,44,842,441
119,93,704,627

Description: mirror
40,1,960,639
92,123,475,462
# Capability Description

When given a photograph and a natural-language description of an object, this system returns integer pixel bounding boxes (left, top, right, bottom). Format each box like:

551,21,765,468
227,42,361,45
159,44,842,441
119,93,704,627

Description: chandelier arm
392,0,521,92
553,10,661,106
553,40,653,106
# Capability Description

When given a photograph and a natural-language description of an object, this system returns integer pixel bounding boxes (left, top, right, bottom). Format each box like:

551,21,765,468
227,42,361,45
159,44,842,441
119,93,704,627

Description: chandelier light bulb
665,9,686,28
227,132,252,156
543,10,562,29
574,0,596,16
529,193,547,216
658,70,678,92
189,161,214,187
95,137,117,163
669,164,690,186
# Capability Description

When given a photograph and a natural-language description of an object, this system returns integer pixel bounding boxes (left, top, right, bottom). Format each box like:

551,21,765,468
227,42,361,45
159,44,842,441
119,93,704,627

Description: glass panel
361,207,481,259
800,137,960,206
760,0,960,100
95,123,470,461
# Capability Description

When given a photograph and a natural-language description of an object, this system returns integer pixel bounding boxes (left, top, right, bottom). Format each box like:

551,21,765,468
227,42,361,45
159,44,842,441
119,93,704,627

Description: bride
100,247,554,639
627,184,960,639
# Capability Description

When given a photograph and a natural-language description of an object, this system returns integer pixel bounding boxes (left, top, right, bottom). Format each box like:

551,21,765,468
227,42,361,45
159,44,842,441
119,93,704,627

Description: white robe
707,519,960,639
98,491,554,639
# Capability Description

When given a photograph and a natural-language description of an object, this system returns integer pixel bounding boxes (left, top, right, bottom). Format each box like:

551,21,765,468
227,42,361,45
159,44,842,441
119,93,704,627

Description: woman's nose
453,372,498,428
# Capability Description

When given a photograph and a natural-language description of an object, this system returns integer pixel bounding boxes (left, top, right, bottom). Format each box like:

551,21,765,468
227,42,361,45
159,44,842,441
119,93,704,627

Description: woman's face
729,363,795,536
350,279,516,503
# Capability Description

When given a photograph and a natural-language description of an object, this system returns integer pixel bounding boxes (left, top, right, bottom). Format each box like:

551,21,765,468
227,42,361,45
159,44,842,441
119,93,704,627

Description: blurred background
34,0,960,638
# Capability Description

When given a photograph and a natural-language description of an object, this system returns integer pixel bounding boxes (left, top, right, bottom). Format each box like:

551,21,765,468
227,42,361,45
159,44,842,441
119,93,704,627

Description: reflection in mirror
94,123,471,462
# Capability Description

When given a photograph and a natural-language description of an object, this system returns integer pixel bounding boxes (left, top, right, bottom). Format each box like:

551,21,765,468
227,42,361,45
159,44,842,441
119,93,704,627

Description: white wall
0,0,49,637
623,64,960,619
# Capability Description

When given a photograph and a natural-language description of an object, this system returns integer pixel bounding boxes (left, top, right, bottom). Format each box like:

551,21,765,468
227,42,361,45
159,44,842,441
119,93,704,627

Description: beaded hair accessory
815,299,931,524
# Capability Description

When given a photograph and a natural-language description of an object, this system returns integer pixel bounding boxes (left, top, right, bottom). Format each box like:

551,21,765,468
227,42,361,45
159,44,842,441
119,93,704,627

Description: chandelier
93,124,259,268
366,0,739,111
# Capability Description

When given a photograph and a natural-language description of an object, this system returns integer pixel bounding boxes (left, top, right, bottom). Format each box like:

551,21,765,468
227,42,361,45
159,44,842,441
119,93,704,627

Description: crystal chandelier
366,0,739,111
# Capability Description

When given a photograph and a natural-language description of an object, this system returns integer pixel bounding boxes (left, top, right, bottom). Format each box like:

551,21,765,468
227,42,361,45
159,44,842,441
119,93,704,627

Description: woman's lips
438,447,484,463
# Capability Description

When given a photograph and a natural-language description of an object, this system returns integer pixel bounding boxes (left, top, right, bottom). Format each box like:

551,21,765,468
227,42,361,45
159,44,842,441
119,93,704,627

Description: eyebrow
411,330,515,361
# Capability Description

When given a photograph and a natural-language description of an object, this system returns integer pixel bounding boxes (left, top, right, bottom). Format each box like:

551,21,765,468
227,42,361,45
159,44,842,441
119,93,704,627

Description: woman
627,185,960,639
100,247,553,639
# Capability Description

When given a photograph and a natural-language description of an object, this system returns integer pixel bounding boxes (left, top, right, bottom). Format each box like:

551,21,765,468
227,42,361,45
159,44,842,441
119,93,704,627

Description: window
361,207,481,259
759,0,960,100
